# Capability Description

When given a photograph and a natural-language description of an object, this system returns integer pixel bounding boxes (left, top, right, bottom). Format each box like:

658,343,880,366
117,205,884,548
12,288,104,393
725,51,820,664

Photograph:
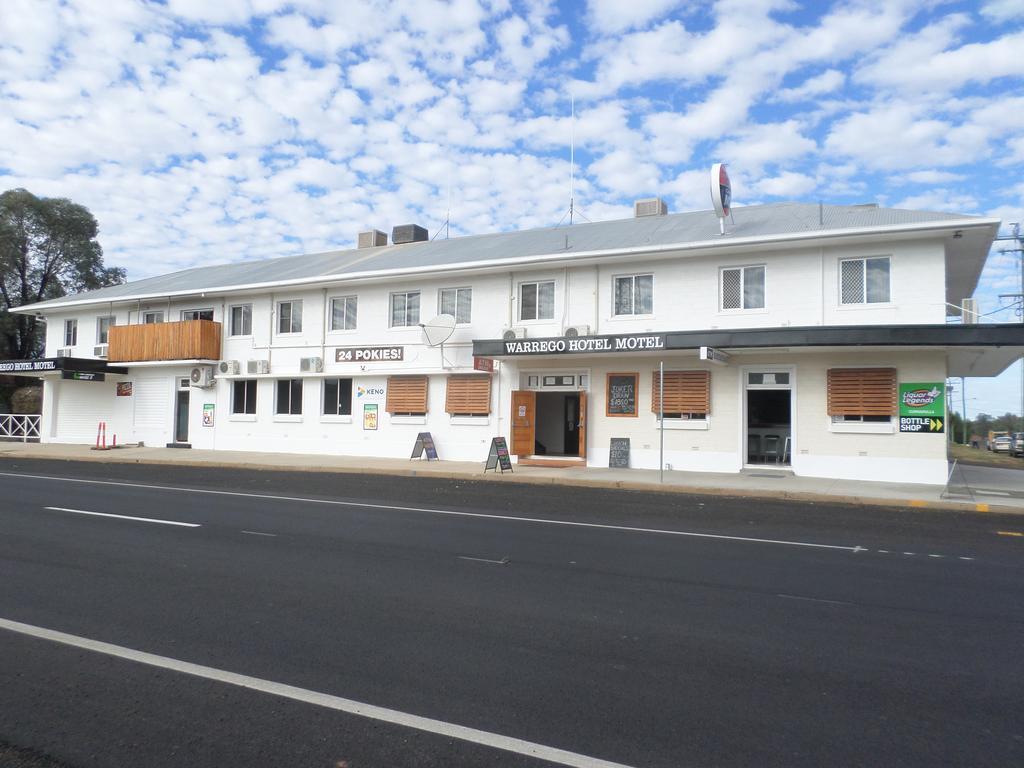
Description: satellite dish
420,314,456,347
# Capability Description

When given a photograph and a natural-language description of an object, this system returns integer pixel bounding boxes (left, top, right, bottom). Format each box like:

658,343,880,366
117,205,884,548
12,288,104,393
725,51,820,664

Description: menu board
609,437,630,468
606,373,638,416
410,432,438,460
484,437,513,473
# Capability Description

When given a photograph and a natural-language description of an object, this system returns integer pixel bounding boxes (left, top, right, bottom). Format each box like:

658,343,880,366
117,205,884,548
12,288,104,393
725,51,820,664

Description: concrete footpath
1,441,1020,514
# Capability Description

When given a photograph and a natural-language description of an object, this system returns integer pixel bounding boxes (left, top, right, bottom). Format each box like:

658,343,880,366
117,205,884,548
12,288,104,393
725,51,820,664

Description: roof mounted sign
710,163,732,235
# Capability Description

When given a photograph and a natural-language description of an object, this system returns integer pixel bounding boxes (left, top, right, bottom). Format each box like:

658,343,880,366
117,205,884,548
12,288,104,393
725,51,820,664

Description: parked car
1011,432,1024,458
987,430,1010,450
992,435,1012,453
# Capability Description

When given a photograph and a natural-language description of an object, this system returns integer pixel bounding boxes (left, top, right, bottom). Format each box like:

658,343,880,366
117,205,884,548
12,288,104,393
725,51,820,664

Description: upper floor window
230,304,252,336
143,311,164,324
840,257,890,305
520,281,554,321
96,316,115,345
613,274,653,316
390,291,420,327
277,300,303,334
232,379,257,415
181,308,214,321
721,265,765,310
323,377,353,416
330,296,357,331
276,378,303,415
63,319,77,347
439,287,472,324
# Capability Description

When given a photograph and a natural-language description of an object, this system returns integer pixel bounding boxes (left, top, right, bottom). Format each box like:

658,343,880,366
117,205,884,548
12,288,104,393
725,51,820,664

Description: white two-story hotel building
9,201,1023,485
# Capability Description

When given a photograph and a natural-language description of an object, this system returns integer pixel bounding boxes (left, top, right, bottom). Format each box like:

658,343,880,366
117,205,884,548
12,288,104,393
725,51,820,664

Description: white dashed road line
0,617,636,768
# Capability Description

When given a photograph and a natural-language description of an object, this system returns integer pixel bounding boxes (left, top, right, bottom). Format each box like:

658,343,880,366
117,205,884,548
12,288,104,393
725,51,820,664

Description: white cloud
774,69,845,102
751,170,817,198
586,0,680,34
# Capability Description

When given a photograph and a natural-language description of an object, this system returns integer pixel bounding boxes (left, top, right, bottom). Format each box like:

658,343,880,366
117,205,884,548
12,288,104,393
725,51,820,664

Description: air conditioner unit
502,327,527,341
93,344,108,358
56,348,73,358
634,197,668,217
218,360,240,375
189,365,215,388
300,356,323,373
961,298,979,325
563,325,590,338
247,359,270,375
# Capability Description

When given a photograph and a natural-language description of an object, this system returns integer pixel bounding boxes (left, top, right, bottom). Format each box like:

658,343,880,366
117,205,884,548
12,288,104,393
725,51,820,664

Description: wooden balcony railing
107,320,221,363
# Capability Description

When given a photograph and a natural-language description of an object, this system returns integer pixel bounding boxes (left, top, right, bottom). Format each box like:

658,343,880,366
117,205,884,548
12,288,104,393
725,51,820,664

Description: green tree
0,188,125,359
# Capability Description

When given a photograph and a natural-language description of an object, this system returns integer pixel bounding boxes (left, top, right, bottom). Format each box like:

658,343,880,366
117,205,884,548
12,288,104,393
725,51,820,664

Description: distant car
1011,433,1024,458
992,435,1012,453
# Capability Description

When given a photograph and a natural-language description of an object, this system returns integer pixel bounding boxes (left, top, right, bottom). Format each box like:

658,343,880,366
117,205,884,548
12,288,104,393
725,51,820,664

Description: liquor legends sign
899,382,945,418
502,333,666,356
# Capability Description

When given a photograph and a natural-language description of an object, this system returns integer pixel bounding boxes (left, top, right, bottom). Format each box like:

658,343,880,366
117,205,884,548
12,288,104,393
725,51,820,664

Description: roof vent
392,224,429,244
358,229,387,248
634,198,668,218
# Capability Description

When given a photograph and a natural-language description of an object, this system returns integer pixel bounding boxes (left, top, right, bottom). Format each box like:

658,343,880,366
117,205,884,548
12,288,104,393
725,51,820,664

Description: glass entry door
745,371,792,466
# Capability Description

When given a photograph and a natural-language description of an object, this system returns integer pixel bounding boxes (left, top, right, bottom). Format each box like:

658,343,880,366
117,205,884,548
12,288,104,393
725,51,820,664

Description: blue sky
1,0,1022,416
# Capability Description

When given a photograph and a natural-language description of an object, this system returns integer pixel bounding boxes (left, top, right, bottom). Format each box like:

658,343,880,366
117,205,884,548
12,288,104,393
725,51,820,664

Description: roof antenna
556,94,590,228
569,92,575,226
431,162,453,241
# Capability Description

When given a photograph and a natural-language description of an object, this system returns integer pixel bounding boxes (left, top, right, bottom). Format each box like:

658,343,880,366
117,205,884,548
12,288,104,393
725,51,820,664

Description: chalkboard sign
484,436,513,473
609,437,630,468
606,372,638,416
410,432,438,460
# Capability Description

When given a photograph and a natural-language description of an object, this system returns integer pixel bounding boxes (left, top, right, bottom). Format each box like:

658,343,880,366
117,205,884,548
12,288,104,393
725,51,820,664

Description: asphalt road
0,457,1022,768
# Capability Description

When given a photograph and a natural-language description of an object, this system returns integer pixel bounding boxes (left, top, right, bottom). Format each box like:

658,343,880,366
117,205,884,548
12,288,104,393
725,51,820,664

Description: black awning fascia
472,324,1024,358
0,357,128,376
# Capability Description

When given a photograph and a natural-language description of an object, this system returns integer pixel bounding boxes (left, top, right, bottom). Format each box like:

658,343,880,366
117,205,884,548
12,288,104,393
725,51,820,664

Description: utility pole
995,222,1024,432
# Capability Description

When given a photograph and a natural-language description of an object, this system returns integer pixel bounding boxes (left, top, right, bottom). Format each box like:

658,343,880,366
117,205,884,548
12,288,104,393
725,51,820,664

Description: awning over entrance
0,357,128,377
472,324,1024,377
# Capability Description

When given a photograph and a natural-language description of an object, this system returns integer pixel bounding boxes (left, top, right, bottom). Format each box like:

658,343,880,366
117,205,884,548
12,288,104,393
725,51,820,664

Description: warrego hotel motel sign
502,333,666,356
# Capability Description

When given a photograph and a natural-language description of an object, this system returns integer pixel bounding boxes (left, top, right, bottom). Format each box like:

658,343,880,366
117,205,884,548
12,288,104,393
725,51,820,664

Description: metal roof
19,202,993,312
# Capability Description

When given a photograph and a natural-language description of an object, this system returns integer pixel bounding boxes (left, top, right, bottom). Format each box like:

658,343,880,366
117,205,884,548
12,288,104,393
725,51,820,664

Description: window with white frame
142,311,164,324
275,378,303,415
520,281,554,321
439,287,472,324
229,304,252,336
330,296,357,331
390,291,420,327
613,274,653,316
232,380,257,415
277,300,303,334
721,265,765,310
840,257,890,304
181,308,214,321
96,316,115,344
63,319,77,347
323,378,353,416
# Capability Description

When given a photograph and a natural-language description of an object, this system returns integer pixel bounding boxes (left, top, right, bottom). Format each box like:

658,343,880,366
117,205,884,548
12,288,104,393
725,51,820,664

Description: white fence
0,414,41,441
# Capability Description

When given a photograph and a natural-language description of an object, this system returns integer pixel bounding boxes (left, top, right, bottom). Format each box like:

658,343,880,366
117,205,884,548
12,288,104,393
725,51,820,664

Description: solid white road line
0,617,635,768
42,506,200,528
2,471,861,553
241,530,277,537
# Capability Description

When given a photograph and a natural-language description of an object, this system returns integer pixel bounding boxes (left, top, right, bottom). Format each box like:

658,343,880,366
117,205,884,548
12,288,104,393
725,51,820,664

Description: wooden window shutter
651,371,711,414
386,376,428,413
827,368,896,416
445,375,491,415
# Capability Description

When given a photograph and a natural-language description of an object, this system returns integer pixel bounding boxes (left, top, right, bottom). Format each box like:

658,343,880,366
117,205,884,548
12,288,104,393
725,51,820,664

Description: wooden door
511,390,536,456
578,391,587,459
